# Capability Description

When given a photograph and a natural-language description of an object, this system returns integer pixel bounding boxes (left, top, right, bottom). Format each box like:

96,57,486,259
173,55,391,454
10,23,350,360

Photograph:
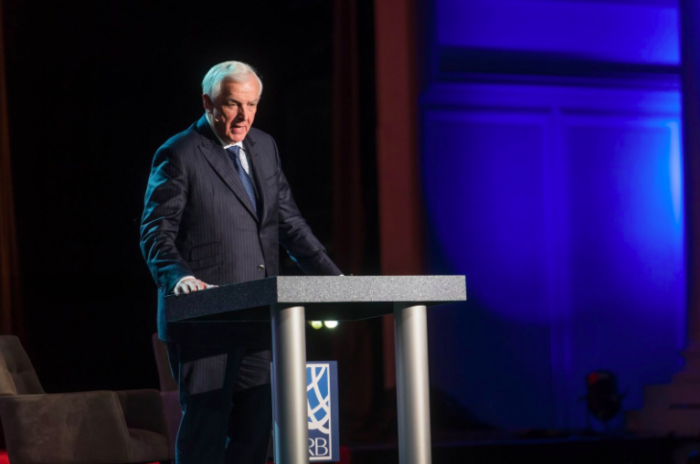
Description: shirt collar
205,113,245,151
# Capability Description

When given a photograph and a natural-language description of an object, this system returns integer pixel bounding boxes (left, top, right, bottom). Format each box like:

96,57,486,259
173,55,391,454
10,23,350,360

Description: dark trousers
167,343,272,464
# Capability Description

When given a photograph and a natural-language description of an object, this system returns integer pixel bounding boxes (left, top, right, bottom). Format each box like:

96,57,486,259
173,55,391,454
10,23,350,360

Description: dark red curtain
0,0,23,337
375,0,423,278
333,0,365,276
374,0,423,393
332,0,379,439
332,0,423,442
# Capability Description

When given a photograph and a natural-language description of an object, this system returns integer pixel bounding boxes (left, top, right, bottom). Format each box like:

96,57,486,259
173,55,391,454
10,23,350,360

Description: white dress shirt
206,115,251,174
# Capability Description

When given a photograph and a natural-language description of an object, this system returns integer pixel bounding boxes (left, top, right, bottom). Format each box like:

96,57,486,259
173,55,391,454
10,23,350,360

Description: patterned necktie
226,145,257,213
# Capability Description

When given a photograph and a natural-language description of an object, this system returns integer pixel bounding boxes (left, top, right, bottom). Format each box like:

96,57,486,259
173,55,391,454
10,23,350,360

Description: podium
165,276,466,464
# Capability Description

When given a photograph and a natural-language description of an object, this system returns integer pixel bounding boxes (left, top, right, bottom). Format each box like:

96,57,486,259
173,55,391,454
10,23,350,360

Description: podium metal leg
394,303,432,464
271,304,308,464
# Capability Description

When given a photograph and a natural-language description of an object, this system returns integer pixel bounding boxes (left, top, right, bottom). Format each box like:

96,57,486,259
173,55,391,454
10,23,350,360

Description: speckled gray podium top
165,275,466,323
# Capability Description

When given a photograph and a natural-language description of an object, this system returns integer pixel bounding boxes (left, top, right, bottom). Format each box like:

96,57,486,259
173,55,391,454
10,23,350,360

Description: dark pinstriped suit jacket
141,115,340,346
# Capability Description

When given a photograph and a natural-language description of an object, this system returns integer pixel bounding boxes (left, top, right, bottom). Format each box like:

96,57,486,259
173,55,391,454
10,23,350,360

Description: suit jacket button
258,264,265,270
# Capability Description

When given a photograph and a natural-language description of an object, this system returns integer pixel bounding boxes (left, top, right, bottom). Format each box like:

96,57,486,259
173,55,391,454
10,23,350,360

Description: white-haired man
141,61,341,464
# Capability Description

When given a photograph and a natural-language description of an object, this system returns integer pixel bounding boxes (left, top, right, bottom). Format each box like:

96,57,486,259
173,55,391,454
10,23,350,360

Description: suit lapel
244,134,269,226
195,116,259,222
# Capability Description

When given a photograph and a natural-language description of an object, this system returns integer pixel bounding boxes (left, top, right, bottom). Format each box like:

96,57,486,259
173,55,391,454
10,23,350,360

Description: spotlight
309,321,323,330
582,370,626,429
323,321,338,329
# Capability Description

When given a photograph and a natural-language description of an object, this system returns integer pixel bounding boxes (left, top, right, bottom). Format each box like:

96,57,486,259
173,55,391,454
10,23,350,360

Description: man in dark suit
140,61,341,464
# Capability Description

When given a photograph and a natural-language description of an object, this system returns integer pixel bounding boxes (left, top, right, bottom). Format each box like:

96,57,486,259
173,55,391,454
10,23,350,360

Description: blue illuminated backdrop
421,0,685,429
436,0,679,65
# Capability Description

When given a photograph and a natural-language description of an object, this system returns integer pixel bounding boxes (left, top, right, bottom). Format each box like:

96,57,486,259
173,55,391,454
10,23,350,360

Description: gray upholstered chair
0,335,172,464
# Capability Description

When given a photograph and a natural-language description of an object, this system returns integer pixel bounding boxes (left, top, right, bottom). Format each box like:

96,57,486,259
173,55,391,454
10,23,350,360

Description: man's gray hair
202,61,263,99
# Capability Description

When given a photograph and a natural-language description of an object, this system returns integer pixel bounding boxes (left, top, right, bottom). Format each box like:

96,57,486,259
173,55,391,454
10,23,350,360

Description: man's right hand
173,276,218,296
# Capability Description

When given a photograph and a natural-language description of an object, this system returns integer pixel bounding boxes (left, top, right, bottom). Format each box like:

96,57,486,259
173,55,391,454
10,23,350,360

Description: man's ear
202,94,213,112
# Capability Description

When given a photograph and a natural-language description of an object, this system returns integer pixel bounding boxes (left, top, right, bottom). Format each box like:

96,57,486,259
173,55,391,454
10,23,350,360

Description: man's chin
226,132,247,143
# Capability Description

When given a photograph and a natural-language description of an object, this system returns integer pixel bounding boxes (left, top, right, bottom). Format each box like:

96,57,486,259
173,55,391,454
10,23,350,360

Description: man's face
203,77,260,144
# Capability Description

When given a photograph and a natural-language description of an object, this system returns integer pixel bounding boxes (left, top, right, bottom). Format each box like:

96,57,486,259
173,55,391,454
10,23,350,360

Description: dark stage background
1,0,380,414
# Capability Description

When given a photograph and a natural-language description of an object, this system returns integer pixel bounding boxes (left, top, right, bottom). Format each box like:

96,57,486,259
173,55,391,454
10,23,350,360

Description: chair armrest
116,389,169,436
0,391,131,464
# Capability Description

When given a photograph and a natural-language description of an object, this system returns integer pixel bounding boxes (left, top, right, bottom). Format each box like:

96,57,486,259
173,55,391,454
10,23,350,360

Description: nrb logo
307,362,339,462
272,361,339,462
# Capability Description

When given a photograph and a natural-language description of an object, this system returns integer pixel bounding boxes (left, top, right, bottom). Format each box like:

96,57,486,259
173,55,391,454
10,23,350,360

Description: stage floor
348,432,692,464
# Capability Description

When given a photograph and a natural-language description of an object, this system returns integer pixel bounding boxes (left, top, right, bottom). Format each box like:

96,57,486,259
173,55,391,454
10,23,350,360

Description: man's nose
238,105,249,120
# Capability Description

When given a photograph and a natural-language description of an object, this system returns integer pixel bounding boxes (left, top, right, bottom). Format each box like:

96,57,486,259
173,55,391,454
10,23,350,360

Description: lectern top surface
274,275,465,303
165,275,466,323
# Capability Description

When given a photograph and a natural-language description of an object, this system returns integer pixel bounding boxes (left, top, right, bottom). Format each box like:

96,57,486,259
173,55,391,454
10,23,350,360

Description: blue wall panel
424,112,556,427
422,82,685,428
435,0,679,65
560,118,685,426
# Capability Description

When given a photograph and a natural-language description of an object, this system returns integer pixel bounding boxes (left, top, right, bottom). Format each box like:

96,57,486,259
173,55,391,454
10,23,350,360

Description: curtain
331,0,423,441
332,0,378,438
0,0,23,337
